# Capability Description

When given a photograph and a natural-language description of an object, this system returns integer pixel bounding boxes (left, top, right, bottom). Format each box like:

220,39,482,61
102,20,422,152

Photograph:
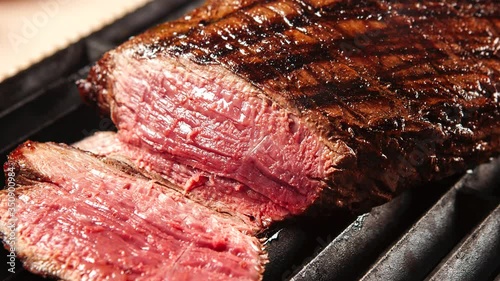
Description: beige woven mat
0,0,152,82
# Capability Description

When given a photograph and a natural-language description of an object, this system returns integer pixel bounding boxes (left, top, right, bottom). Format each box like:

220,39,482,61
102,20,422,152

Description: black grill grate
1,1,499,280
266,158,500,281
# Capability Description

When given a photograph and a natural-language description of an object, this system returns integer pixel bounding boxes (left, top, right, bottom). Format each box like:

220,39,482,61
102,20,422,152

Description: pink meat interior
75,132,290,229
0,143,264,281
107,53,334,221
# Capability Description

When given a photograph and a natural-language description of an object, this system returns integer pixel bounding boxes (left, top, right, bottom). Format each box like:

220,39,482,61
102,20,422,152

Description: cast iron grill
0,1,499,280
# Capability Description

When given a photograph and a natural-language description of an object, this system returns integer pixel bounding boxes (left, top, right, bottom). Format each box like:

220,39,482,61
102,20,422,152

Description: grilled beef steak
0,142,265,280
79,0,500,223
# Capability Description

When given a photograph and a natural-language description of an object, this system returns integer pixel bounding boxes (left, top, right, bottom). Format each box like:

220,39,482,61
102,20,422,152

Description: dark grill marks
241,2,401,124
143,0,500,112
391,1,499,81
157,0,424,130
384,0,500,136
163,0,394,70
129,0,500,141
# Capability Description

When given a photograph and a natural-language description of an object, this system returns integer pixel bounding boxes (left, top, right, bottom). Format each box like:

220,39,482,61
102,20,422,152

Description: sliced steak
73,131,123,156
74,132,289,229
79,0,500,222
0,141,265,281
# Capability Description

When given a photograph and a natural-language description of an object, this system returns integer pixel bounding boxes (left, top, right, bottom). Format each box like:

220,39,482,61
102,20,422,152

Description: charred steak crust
80,0,500,213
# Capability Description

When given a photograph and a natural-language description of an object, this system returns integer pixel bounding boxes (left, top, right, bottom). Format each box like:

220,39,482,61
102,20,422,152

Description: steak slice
0,141,265,281
74,132,289,229
79,0,500,221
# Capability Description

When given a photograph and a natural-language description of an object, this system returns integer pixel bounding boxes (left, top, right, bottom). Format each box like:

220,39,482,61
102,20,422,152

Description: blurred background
0,0,152,82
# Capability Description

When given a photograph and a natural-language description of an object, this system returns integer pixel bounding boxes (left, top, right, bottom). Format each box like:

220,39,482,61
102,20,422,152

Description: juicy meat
84,54,332,221
0,142,265,281
74,132,290,229
73,131,124,156
79,0,500,222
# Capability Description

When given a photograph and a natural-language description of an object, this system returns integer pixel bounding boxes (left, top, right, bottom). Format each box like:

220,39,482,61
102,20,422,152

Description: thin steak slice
79,0,500,222
74,131,289,228
0,141,265,281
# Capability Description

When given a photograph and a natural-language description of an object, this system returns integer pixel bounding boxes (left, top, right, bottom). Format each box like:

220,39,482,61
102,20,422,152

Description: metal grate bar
426,204,500,281
359,158,500,281
291,192,413,281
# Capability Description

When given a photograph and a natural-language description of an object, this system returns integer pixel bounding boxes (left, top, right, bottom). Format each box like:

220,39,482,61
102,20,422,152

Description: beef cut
0,142,265,280
79,0,500,226
74,131,290,229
